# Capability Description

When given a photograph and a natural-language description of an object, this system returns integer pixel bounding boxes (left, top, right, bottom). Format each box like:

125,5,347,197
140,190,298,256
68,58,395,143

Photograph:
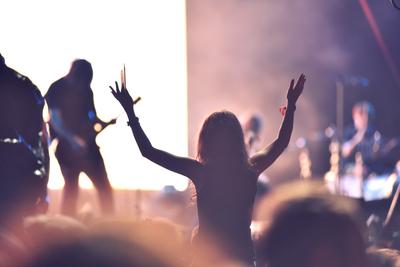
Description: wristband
279,105,296,116
127,117,139,126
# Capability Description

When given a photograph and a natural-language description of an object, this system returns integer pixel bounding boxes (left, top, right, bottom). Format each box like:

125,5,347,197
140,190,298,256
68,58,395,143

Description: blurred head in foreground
25,234,175,267
255,181,368,267
89,217,186,265
23,214,86,254
25,216,188,267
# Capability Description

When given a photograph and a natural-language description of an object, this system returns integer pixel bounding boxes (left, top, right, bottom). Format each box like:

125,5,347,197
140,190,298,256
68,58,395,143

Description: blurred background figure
243,114,270,199
45,59,115,216
343,101,400,175
243,114,263,157
342,101,381,174
337,101,399,199
338,101,381,197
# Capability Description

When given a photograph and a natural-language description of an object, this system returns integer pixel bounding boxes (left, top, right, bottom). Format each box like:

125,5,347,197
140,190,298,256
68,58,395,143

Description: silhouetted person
243,114,270,199
109,74,306,265
243,114,263,157
0,53,49,218
342,101,384,175
45,59,114,216
0,53,49,266
0,53,49,179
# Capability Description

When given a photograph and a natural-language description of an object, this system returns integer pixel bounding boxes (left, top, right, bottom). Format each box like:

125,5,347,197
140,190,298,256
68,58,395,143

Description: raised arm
250,74,306,176
342,128,366,158
109,81,202,180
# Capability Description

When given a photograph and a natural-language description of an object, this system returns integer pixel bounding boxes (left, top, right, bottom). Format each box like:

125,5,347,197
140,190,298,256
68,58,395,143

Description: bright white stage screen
1,0,189,191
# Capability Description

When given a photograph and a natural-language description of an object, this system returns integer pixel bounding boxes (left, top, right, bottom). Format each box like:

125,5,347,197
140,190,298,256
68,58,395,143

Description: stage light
1,0,189,191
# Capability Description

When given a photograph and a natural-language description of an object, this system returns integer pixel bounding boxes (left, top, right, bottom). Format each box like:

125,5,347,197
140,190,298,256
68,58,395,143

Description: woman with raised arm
109,74,305,266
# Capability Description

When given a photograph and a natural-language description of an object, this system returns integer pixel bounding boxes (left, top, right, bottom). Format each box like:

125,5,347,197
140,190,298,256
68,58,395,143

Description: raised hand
109,81,134,112
287,74,306,106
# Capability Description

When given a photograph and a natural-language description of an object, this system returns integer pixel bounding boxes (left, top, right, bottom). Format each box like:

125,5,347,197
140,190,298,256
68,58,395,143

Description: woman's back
109,73,305,265
194,163,258,263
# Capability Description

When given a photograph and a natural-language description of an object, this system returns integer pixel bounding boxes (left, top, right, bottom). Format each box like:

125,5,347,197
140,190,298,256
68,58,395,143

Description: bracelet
127,117,139,126
279,104,296,116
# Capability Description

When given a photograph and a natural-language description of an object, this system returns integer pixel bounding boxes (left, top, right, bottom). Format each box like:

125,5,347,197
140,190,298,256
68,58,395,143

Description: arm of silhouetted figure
342,129,365,158
110,82,202,181
250,105,295,175
250,74,306,176
47,109,86,150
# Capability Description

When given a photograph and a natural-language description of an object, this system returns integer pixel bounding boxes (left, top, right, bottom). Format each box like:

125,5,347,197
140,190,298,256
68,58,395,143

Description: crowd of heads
0,178,399,267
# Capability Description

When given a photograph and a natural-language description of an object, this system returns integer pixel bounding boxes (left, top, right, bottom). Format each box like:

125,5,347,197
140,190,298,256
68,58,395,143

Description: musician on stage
243,114,270,197
342,101,386,176
45,59,114,216
0,52,49,210
0,53,49,242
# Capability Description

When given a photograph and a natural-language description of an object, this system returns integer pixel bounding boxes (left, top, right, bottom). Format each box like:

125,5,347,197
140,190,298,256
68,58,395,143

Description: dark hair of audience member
24,233,175,267
23,214,86,255
197,111,249,166
255,181,368,267
90,217,186,265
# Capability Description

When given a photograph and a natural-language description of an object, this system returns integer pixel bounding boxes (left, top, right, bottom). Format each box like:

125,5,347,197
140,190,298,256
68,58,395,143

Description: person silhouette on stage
0,53,49,252
46,59,115,216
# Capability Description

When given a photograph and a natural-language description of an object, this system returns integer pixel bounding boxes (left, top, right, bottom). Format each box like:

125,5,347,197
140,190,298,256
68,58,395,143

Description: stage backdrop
1,0,189,191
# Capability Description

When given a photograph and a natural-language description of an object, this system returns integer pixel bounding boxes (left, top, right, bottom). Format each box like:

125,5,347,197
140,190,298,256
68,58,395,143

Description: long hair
256,181,367,267
197,111,248,166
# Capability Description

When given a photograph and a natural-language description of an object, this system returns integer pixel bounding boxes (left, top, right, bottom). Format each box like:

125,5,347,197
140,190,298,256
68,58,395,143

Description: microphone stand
334,80,345,194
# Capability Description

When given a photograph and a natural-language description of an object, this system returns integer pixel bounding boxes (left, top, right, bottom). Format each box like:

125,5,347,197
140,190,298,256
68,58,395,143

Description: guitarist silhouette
45,59,115,216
